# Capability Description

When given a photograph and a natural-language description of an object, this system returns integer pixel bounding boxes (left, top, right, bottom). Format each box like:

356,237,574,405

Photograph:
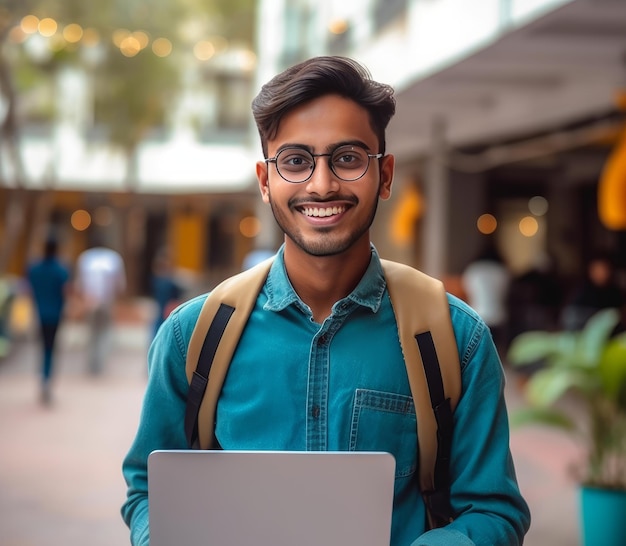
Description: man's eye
333,149,366,168
336,153,358,164
280,153,312,170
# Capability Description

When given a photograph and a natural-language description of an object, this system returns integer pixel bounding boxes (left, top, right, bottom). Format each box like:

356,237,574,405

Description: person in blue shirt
150,248,183,341
122,56,530,546
26,235,71,405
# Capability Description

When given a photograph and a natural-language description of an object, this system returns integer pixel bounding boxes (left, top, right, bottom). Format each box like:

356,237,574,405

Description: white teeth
302,206,345,217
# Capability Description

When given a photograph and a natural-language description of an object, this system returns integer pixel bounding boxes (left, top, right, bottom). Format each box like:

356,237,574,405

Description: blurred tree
0,0,256,273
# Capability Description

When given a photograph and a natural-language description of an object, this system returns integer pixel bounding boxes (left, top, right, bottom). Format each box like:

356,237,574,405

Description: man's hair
252,56,396,157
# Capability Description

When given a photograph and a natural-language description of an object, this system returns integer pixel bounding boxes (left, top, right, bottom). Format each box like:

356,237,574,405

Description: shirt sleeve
120,301,198,545
411,299,531,546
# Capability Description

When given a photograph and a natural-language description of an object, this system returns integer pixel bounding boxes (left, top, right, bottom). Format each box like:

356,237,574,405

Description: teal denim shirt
122,245,530,546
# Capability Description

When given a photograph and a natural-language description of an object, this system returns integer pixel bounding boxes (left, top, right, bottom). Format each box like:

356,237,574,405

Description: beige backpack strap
380,260,461,500
185,258,274,449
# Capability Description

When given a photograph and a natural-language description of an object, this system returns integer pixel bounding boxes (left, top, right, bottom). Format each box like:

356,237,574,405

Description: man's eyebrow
274,140,373,155
274,143,312,154
323,140,372,153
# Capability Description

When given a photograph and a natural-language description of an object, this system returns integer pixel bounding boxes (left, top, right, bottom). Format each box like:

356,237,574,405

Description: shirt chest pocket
349,389,417,478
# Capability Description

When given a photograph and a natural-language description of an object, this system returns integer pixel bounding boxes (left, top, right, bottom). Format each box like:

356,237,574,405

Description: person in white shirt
75,243,126,374
462,242,511,353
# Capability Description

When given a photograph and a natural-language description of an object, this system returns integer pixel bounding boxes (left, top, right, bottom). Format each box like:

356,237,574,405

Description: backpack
183,257,462,528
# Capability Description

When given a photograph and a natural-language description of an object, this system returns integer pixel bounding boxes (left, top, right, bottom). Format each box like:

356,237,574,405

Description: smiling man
122,56,530,546
256,91,394,322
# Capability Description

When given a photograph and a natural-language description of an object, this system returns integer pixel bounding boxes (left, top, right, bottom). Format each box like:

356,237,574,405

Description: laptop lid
148,450,396,546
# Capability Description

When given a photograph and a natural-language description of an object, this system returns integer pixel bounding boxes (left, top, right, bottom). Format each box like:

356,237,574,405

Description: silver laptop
148,450,396,546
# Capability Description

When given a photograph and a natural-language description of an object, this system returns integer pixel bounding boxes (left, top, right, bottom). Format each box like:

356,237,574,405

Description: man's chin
292,237,352,258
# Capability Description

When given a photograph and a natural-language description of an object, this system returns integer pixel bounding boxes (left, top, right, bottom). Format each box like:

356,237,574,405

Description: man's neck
283,239,372,323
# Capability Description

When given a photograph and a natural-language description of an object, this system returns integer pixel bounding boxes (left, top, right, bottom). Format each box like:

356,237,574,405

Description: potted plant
507,308,626,546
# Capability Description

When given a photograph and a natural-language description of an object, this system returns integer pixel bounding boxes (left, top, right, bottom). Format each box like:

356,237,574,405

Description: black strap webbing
415,331,455,528
184,303,235,448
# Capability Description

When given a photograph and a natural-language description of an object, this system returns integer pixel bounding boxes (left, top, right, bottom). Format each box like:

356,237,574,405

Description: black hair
252,56,396,157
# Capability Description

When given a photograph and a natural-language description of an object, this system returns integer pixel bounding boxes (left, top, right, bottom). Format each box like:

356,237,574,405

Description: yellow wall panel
171,212,205,273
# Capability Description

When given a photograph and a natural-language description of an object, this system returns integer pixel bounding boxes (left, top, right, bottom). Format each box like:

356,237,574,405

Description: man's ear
379,154,395,201
256,161,270,203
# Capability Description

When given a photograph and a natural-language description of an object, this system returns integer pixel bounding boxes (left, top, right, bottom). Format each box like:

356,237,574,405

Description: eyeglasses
265,144,383,184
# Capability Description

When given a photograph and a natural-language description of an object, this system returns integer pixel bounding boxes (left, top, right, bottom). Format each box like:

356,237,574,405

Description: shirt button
311,405,320,419
318,334,327,344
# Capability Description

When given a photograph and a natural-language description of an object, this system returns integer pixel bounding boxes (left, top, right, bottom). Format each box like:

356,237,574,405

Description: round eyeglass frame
265,145,383,184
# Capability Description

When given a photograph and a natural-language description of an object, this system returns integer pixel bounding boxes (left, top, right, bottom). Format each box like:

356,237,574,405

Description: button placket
305,302,356,451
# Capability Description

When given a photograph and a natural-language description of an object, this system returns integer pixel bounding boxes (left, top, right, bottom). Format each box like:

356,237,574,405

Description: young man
122,56,530,546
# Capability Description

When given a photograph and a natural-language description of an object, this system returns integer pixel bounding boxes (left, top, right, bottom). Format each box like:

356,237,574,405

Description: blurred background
0,0,625,545
1,0,625,304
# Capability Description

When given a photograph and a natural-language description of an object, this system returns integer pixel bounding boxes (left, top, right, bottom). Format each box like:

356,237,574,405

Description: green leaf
525,366,587,407
510,407,576,431
599,333,626,402
579,309,621,365
507,332,560,365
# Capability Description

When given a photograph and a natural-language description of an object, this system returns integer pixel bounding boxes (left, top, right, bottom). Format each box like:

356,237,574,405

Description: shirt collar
264,244,386,314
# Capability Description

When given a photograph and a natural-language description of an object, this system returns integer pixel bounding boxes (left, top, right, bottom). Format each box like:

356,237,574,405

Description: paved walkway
0,299,581,545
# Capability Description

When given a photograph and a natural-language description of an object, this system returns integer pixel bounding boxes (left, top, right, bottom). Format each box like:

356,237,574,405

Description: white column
422,116,448,279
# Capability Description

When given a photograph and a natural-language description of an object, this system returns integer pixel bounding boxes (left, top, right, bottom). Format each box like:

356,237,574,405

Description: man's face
256,94,394,257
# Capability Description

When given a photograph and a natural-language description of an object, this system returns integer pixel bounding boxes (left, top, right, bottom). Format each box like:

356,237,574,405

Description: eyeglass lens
275,145,372,183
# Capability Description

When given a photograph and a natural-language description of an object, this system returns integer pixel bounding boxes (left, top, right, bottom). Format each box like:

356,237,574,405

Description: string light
12,13,255,65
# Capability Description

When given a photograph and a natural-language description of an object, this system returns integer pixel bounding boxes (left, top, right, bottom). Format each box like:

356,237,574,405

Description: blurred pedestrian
462,240,511,353
560,253,624,331
507,251,563,384
508,251,562,338
26,235,71,404
75,240,126,375
150,248,183,340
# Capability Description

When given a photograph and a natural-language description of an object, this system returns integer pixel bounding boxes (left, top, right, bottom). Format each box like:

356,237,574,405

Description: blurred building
254,0,626,296
0,20,265,295
2,0,626,301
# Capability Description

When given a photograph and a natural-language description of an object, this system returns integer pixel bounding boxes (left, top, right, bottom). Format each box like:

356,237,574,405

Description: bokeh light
132,31,150,50
20,15,39,34
71,209,92,231
476,213,497,234
120,36,141,57
329,19,348,34
63,23,83,43
528,196,549,216
38,18,58,37
519,216,539,237
152,37,173,57
112,29,130,47
194,40,215,61
239,216,261,238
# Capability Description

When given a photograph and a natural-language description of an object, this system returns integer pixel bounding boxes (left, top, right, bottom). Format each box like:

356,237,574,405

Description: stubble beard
268,195,379,257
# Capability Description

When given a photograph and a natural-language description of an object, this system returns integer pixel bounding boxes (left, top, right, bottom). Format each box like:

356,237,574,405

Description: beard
268,193,379,257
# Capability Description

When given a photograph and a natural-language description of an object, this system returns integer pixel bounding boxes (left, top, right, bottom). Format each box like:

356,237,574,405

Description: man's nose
305,158,340,195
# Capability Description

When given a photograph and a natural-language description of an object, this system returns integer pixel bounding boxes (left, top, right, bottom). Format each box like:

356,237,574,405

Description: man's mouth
300,205,346,218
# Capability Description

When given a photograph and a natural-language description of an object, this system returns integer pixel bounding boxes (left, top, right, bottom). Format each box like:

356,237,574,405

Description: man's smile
299,205,346,217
